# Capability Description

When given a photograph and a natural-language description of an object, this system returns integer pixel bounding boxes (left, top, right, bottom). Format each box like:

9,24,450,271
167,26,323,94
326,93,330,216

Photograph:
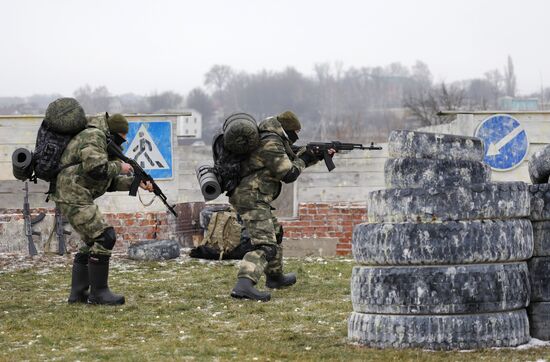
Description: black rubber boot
87,254,125,305
67,253,90,304
266,272,297,289
231,278,271,302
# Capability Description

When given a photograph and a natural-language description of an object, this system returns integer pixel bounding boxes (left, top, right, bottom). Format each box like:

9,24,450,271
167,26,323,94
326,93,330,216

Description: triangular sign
125,124,169,169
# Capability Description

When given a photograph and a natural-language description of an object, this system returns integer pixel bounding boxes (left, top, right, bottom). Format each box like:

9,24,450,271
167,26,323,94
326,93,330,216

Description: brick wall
0,202,366,255
281,202,368,255
0,202,205,254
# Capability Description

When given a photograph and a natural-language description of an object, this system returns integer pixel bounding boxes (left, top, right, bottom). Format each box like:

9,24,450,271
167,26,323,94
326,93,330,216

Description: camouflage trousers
234,204,284,284
56,202,112,256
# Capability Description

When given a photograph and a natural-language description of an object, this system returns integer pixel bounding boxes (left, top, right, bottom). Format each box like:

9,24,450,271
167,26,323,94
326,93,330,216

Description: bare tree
204,65,234,92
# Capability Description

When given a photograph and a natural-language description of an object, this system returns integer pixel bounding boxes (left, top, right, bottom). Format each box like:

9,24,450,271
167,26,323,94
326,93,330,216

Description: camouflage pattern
230,116,305,283
277,111,301,131
44,98,88,135
201,210,243,257
223,114,260,155
50,114,134,256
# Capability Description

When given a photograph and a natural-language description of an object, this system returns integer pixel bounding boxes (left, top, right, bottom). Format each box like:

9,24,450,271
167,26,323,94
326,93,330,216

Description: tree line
2,56,548,143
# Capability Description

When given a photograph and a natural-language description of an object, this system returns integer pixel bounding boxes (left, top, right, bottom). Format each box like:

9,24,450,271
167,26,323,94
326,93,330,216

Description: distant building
498,96,539,111
177,109,203,145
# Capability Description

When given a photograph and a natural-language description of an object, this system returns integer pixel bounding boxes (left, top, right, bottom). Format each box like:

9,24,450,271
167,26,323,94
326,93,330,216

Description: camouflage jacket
50,115,134,204
229,117,307,208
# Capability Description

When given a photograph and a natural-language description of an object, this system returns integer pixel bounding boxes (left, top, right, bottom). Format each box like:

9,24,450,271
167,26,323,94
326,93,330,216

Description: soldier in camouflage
230,111,334,301
50,106,153,305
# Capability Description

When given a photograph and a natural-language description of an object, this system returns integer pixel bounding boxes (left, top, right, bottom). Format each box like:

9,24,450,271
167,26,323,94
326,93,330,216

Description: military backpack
210,113,260,196
189,209,253,260
11,98,88,184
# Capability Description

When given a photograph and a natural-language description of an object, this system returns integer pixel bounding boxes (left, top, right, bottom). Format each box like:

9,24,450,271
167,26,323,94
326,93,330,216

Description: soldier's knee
94,227,117,250
258,244,277,262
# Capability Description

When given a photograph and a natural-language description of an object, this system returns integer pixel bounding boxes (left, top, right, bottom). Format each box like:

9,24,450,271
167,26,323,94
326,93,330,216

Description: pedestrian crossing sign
123,121,173,179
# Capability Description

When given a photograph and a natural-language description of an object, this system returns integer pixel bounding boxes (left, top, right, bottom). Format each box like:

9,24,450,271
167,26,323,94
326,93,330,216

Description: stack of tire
348,130,533,350
527,147,550,340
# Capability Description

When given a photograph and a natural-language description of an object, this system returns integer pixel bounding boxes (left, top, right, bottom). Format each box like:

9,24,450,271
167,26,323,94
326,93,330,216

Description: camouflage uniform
229,116,310,283
50,115,133,256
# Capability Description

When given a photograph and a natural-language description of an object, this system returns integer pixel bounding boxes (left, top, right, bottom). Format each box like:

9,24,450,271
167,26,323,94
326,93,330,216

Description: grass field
1,254,550,361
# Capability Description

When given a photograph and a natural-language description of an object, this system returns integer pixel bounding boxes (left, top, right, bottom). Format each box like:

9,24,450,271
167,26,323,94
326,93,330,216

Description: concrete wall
0,114,189,212
419,111,550,183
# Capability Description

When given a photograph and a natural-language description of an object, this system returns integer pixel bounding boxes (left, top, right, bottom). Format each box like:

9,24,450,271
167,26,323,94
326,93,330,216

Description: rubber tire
351,263,529,314
528,257,550,302
384,158,491,189
529,184,550,221
348,310,529,350
528,145,550,184
368,182,530,223
352,220,533,265
388,130,484,162
533,221,550,257
528,302,550,341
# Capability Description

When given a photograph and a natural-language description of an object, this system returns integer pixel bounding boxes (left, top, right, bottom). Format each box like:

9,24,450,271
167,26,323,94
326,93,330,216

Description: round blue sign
474,114,528,171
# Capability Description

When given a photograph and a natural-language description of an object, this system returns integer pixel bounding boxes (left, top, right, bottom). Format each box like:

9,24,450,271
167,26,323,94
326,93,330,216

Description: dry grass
1,254,550,361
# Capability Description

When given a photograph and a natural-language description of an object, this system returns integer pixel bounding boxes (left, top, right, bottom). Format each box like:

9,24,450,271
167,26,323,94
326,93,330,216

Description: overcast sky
1,0,549,97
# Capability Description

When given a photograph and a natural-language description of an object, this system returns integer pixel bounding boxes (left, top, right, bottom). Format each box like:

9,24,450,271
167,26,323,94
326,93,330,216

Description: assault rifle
107,140,178,217
296,141,382,171
23,182,45,256
55,207,71,256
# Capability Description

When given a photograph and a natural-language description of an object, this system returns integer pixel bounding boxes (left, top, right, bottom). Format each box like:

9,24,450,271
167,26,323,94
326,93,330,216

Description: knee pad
258,244,277,262
95,227,117,250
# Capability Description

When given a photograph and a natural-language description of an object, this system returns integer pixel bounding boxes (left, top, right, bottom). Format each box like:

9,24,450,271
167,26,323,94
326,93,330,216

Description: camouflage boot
231,278,271,302
266,272,296,289
87,255,125,305
67,253,90,304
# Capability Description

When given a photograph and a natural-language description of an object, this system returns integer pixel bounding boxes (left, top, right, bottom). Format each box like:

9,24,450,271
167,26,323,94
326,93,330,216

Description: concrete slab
283,237,338,257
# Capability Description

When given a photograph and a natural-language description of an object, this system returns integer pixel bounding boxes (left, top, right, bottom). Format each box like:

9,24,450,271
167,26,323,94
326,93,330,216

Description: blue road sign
474,114,528,171
123,121,173,179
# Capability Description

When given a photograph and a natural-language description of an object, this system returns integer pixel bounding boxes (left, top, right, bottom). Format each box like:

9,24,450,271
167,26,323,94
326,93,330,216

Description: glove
298,150,318,167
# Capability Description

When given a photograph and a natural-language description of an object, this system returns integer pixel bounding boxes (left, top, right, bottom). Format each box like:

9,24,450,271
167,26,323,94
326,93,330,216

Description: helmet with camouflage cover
44,97,87,135
277,111,301,132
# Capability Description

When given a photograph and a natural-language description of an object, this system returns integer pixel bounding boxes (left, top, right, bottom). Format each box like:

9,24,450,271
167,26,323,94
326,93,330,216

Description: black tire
388,130,484,162
127,240,180,261
351,263,529,314
528,302,550,341
368,182,530,223
352,220,533,265
348,310,529,350
533,221,550,257
528,145,550,184
529,184,550,221
528,257,550,302
384,158,491,189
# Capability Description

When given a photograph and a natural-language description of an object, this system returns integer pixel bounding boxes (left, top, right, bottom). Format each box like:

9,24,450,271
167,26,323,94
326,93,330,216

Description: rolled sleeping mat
12,148,34,181
196,162,222,201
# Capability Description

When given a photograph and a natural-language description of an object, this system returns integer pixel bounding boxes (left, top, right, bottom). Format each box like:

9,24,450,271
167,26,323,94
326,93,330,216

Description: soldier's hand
328,148,337,158
140,181,154,192
120,162,134,175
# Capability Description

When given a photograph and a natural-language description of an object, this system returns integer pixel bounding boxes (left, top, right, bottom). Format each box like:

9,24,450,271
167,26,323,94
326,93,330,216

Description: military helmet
277,111,301,131
107,113,129,134
44,97,87,134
